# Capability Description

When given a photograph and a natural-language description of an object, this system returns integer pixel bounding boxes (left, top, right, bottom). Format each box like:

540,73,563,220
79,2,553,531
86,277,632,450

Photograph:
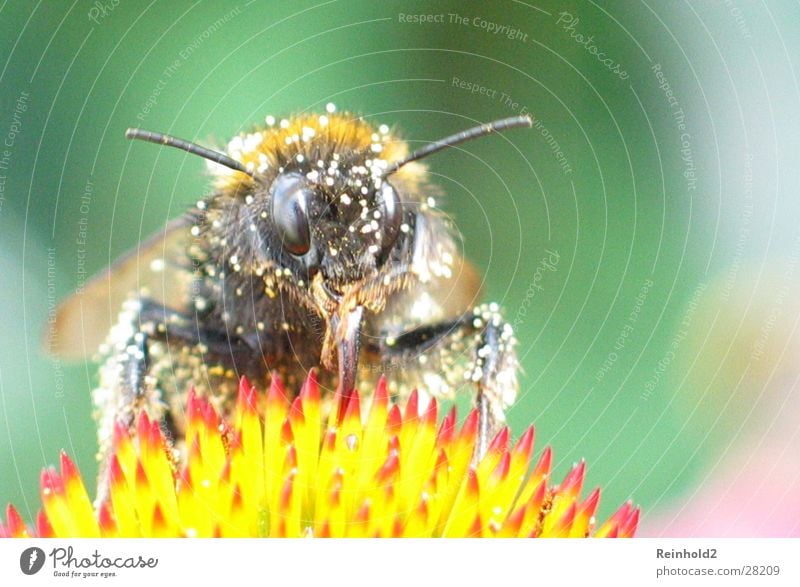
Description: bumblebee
52,107,531,495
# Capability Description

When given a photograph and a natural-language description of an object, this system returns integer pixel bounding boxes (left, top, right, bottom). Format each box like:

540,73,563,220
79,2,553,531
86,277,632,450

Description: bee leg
93,306,161,505
94,299,260,505
94,299,207,504
118,330,150,428
379,303,518,460
138,299,258,365
470,306,518,458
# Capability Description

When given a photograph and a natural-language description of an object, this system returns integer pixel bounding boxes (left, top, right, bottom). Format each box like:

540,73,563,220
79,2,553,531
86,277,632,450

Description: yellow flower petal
2,375,639,538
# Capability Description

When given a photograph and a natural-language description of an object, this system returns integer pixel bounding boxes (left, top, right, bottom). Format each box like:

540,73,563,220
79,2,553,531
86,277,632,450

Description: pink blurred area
642,268,800,537
643,435,800,537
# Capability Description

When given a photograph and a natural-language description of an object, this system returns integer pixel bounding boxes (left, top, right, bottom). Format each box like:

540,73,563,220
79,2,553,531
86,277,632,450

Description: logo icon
19,547,46,575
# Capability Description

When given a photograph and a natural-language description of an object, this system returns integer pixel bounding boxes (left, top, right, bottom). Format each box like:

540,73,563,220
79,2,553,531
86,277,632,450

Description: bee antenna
125,128,254,177
382,115,532,176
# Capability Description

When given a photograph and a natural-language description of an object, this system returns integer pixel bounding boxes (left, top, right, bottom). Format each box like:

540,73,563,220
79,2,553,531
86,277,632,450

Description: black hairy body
52,109,526,497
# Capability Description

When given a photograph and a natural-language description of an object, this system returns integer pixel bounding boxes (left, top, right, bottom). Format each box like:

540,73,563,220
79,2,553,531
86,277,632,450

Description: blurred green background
2,0,799,534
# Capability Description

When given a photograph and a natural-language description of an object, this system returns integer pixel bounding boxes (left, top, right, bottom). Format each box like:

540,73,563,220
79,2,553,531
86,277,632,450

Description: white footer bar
1,538,798,586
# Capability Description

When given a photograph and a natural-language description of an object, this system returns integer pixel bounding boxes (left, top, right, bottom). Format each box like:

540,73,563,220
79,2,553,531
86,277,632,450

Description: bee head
203,112,417,292
126,111,530,301
263,161,404,286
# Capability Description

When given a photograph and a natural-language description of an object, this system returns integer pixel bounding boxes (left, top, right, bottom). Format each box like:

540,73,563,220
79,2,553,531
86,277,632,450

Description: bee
51,108,531,496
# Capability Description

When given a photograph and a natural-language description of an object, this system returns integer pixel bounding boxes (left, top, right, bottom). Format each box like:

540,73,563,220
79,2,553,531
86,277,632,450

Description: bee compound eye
378,181,402,255
270,173,312,256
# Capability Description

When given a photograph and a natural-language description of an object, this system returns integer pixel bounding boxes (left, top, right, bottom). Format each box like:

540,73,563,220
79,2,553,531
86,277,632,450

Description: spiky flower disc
1,375,638,538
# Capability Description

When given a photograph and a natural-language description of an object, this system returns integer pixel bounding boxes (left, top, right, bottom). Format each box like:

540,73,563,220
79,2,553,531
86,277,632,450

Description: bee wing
380,252,483,332
408,210,483,320
47,215,194,360
425,253,483,317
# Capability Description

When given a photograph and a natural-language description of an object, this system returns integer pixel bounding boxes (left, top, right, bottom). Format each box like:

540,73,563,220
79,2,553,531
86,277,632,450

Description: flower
1,375,638,538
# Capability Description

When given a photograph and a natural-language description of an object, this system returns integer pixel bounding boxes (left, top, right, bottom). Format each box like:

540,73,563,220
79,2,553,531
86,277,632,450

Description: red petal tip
136,412,152,439
300,369,320,403
108,455,124,485
467,514,483,537
466,467,480,497
532,446,553,479
423,396,438,426
289,395,305,422
59,451,79,481
237,376,257,410
386,404,403,432
514,425,535,456
343,389,362,423
561,460,586,492
280,418,294,445
437,405,457,442
405,389,420,420
267,372,287,404
374,375,389,403
621,507,640,537
4,504,24,534
488,426,510,453
36,510,54,537
461,409,480,439
40,468,64,496
135,460,148,484
556,502,577,533
112,421,129,447
98,501,115,532
581,487,601,514
376,452,400,483
491,452,511,482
